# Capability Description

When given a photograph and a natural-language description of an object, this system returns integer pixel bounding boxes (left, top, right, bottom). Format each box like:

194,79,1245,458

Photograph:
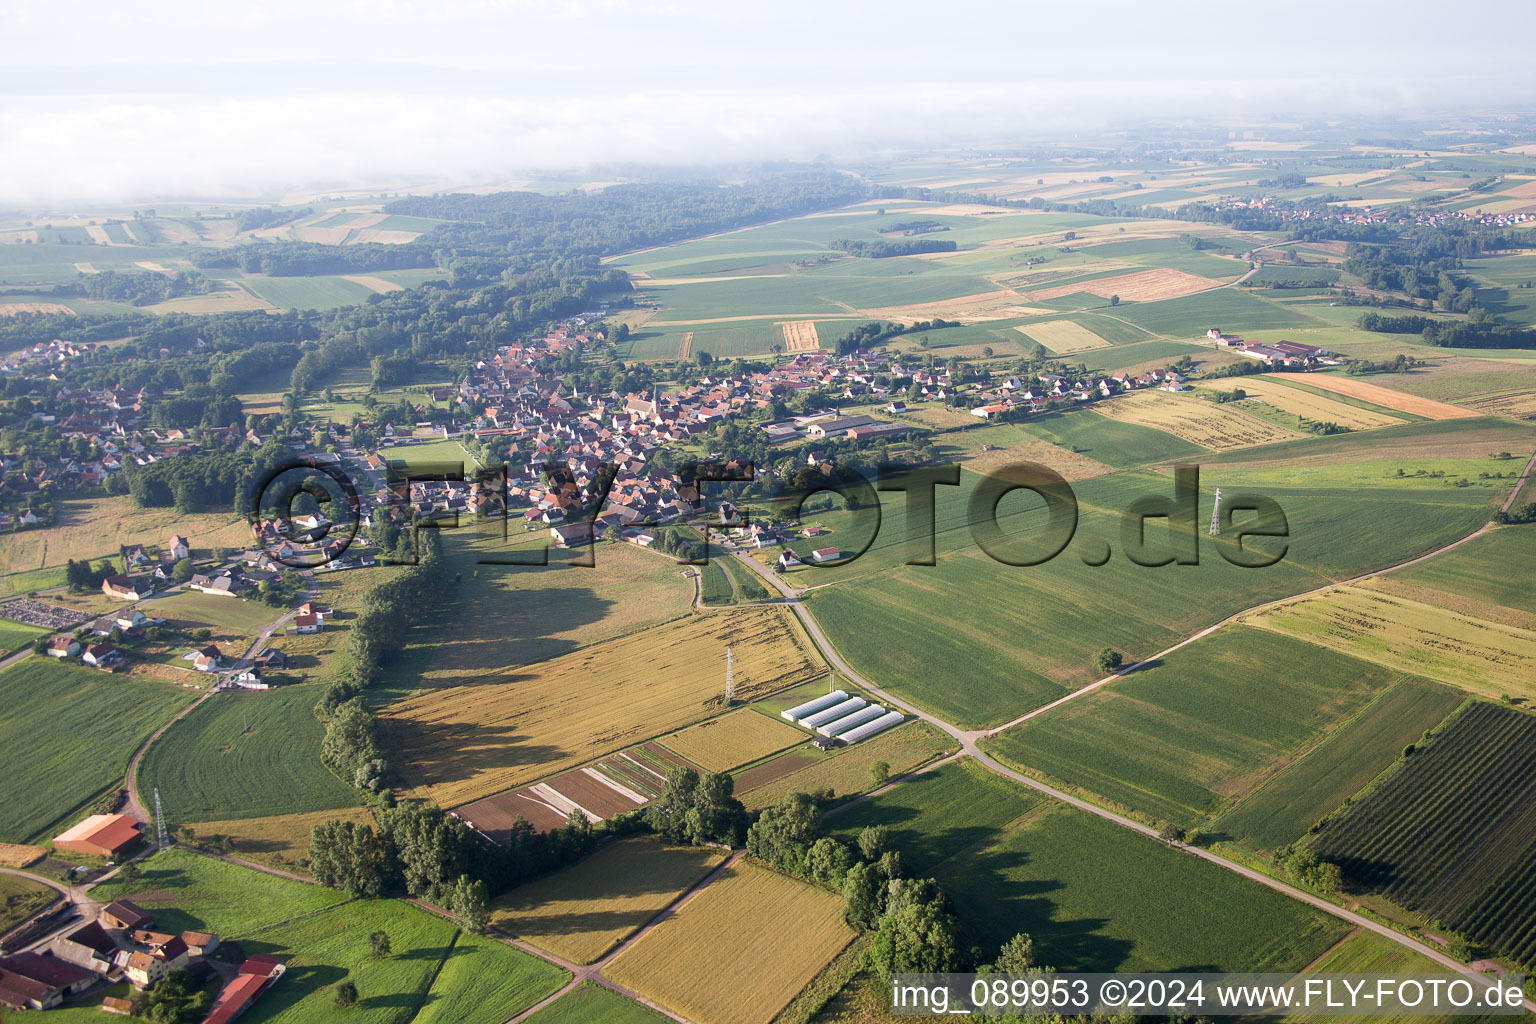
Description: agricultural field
190,806,378,870
1270,373,1480,420
1213,680,1465,853
736,721,956,810
1014,319,1112,354
827,759,1040,873
153,589,284,639
490,836,728,963
1284,929,1509,1024
659,708,807,772
0,618,46,656
412,929,572,1024
1386,527,1536,615
522,982,667,1024
90,847,348,936
1091,389,1305,450
1242,583,1536,702
0,874,56,936
1200,376,1407,430
604,859,856,1024
1312,701,1536,966
382,607,824,807
0,843,45,868
140,684,363,824
0,494,252,574
237,273,380,310
0,658,193,842
1014,408,1206,468
983,627,1408,827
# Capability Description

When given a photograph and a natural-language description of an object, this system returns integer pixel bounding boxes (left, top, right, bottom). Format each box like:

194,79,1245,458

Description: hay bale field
1244,582,1536,702
1013,319,1112,354
659,709,807,772
780,320,820,352
1270,373,1479,420
603,860,855,1024
0,843,46,869
383,608,823,808
1092,390,1304,450
490,836,727,964
1202,377,1404,430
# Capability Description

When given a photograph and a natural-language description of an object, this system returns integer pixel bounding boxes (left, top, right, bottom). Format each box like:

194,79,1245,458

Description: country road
724,447,1536,1013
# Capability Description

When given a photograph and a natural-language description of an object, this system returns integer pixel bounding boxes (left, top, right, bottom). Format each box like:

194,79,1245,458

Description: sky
2,0,1534,206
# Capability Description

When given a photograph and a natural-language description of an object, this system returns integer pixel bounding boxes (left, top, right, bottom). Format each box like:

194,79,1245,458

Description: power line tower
153,788,169,850
724,647,735,705
1209,487,1223,537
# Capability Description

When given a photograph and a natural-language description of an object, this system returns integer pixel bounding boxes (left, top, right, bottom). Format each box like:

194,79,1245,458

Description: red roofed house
202,956,286,1024
292,613,320,634
809,547,840,563
53,814,142,860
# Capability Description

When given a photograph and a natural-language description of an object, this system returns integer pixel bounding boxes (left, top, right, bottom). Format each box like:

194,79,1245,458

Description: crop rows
1313,702,1536,964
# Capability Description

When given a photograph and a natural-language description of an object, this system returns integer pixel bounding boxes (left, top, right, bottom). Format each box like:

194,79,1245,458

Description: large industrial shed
52,814,143,860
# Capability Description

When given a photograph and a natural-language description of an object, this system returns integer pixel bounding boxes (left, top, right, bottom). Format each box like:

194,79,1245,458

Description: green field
139,684,362,823
0,618,46,655
90,847,348,936
522,982,666,1024
1111,288,1323,336
156,590,286,634
1212,679,1465,853
1014,408,1205,467
826,759,1039,874
239,274,379,310
0,873,57,935
1387,527,1536,614
983,628,1408,827
0,564,70,594
1284,930,1508,1024
0,658,194,842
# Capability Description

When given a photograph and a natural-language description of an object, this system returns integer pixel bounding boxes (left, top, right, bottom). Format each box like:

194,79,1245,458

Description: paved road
724,451,1536,1013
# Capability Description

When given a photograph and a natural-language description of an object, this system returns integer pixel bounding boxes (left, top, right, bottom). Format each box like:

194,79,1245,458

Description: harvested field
780,320,820,352
1025,268,1225,303
0,843,45,869
384,608,823,808
341,274,404,294
85,225,111,245
732,750,818,794
1202,377,1404,429
1270,373,1479,420
73,261,97,273
0,303,74,316
1465,390,1536,419
491,836,727,964
659,709,807,772
961,440,1116,481
1014,319,1112,354
604,860,855,1024
192,806,376,869
859,290,1052,324
1092,389,1304,450
1244,583,1536,701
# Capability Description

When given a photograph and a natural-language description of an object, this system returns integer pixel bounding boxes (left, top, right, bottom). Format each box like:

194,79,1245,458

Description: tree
1158,821,1183,844
745,791,819,871
1093,648,1124,675
368,930,391,958
806,836,853,886
868,877,962,978
843,861,883,930
118,861,141,888
994,932,1036,972
308,819,393,897
1109,294,1120,306
445,875,489,932
868,761,890,789
857,824,891,862
334,980,359,1008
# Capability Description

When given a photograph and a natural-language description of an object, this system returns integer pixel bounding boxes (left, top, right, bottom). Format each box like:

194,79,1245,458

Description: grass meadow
522,983,667,1024
0,658,194,842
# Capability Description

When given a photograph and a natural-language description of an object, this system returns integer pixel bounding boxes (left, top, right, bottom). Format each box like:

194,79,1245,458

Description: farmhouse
53,814,142,860
0,953,94,1011
292,613,321,634
202,955,286,1024
101,574,152,601
192,645,223,672
45,635,80,657
82,642,120,667
166,534,190,560
187,571,248,597
550,521,596,548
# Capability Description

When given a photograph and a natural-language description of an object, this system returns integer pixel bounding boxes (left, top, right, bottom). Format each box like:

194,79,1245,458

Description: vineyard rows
1313,701,1536,966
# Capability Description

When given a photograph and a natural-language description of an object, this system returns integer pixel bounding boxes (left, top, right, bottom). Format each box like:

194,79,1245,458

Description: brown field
383,607,824,808
1014,319,1112,354
961,440,1116,481
1243,583,1536,702
1270,373,1479,420
350,229,422,245
1092,390,1304,450
738,722,956,811
341,274,404,294
192,806,375,871
660,709,807,773
1026,267,1227,303
0,302,74,316
904,406,981,429
151,220,201,245
84,225,112,245
0,495,253,574
0,844,46,869
146,284,274,314
1202,377,1405,430
134,260,172,275
858,290,1053,325
198,219,238,241
1,230,40,244
491,836,728,964
604,860,856,1024
1465,390,1536,419
72,261,97,273
678,332,693,360
781,320,820,353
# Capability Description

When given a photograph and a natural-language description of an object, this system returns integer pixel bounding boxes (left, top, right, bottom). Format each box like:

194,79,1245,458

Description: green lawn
1214,679,1465,853
155,590,286,634
826,759,1040,874
0,564,69,594
983,627,1407,827
522,982,667,1024
0,618,47,655
90,847,348,936
0,658,195,842
139,683,362,823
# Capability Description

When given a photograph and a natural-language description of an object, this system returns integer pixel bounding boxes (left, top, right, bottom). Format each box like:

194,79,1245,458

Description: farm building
53,814,143,859
805,414,877,438
45,635,80,658
202,956,286,1024
840,710,905,744
51,922,117,974
82,643,119,667
166,534,190,560
800,696,867,730
550,521,596,548
781,690,849,722
99,900,154,931
291,613,321,634
100,575,152,601
818,704,887,737
809,547,840,563
0,952,94,1011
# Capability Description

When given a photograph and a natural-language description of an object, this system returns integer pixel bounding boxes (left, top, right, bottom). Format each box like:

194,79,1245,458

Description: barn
53,814,143,860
